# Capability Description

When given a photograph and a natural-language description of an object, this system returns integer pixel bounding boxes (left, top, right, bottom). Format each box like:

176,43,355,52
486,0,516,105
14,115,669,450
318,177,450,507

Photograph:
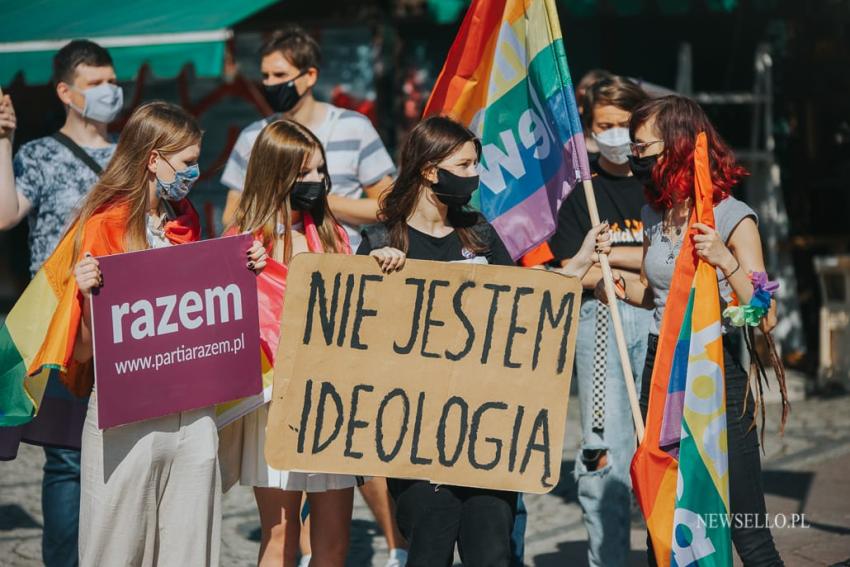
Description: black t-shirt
548,159,646,262
356,221,514,266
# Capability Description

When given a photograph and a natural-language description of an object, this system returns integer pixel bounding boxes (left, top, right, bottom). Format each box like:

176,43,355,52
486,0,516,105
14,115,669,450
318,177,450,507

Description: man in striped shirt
220,26,395,249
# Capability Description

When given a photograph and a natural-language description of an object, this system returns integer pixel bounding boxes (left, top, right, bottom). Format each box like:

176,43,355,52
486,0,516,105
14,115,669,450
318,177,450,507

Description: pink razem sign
90,234,262,428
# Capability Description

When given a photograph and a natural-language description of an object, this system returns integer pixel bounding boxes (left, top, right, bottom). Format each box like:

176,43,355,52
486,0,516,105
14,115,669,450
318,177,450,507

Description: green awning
0,0,278,85
426,0,780,23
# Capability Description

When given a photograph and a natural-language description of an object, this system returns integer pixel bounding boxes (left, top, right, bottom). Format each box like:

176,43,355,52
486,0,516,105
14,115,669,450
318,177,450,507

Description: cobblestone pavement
2,393,849,566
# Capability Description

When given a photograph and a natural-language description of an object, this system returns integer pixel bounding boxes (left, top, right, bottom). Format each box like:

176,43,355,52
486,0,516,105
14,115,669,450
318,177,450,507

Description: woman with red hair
604,95,784,565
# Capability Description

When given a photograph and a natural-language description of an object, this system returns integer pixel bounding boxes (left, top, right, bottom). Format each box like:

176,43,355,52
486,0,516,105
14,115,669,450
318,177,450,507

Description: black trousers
640,333,784,567
388,478,516,567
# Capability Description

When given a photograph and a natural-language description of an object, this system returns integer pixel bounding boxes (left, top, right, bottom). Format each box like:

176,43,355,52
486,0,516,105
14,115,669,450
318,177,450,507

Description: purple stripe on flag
491,136,587,260
492,185,558,259
564,130,592,183
660,338,691,451
660,390,685,458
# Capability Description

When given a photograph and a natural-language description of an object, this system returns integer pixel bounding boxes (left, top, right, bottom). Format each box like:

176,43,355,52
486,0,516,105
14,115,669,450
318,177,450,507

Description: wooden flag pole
581,179,645,442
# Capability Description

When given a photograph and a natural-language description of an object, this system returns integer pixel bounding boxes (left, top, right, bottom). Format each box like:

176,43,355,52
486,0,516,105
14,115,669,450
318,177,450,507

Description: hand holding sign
74,253,101,297
265,254,582,493
90,235,262,428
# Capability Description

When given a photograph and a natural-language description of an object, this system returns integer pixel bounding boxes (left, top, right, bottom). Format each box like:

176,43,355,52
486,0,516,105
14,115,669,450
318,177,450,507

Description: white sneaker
298,554,311,567
385,548,408,567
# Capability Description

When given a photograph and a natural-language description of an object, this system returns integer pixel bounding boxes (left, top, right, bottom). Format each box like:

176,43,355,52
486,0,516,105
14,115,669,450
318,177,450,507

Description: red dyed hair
629,95,747,211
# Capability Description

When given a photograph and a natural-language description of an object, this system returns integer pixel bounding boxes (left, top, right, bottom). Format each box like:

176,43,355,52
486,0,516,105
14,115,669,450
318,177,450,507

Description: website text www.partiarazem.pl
113,333,246,374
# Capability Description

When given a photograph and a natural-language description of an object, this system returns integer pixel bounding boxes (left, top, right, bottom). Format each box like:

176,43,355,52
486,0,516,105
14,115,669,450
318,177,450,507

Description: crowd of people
0,24,784,567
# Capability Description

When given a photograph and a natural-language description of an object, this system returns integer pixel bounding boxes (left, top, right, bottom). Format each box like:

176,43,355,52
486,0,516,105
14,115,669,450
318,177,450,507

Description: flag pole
581,179,645,442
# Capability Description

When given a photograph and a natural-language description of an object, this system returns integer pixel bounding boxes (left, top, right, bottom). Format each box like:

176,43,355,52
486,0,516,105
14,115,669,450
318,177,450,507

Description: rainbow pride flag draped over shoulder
631,133,732,567
0,201,199,429
215,212,351,427
423,0,590,259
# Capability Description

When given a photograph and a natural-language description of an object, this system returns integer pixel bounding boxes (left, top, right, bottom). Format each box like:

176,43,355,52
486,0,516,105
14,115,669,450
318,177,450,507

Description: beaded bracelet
722,271,779,327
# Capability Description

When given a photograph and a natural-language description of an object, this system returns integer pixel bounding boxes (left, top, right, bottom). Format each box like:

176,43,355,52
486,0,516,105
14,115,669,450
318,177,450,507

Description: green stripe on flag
675,421,733,564
0,323,33,426
479,40,571,145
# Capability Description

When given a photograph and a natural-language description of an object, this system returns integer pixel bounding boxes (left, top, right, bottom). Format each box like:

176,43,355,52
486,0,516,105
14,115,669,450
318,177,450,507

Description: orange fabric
519,241,554,267
629,133,714,565
29,199,200,397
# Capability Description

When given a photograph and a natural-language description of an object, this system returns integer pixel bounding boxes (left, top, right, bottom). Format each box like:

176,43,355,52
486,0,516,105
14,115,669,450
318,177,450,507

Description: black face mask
263,71,307,113
290,180,326,214
628,154,659,186
431,168,478,207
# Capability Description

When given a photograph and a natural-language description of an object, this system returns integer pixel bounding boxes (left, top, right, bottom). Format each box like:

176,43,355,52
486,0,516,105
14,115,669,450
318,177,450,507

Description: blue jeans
573,297,650,567
511,493,526,566
42,447,80,567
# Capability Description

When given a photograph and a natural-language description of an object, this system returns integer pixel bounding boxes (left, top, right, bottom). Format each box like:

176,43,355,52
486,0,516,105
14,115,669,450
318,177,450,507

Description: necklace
661,202,690,263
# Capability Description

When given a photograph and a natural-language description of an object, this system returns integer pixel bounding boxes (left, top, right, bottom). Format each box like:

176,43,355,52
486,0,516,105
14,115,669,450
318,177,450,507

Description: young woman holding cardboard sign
67,102,265,565
357,115,612,567
221,118,356,567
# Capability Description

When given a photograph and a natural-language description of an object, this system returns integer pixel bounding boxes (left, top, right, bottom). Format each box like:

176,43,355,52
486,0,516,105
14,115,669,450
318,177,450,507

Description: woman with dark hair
357,115,612,567
603,95,784,565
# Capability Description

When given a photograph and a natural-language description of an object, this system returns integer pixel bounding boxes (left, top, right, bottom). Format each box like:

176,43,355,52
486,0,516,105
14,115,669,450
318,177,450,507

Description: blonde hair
233,119,345,262
71,101,202,259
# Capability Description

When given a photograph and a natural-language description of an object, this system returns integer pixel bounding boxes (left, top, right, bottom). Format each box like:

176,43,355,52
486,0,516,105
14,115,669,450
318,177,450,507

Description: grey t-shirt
642,196,757,335
14,136,115,276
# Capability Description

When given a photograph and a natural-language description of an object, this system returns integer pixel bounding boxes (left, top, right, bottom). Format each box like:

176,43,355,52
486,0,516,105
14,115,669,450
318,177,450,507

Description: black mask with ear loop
263,70,309,113
431,168,479,207
627,154,660,187
290,170,329,223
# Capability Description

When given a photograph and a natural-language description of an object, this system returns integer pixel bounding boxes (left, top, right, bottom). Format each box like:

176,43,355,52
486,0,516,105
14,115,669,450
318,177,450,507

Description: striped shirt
221,103,396,247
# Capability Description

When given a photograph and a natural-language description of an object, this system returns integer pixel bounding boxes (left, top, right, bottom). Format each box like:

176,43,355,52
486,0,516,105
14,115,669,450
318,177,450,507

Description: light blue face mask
156,156,199,201
70,83,124,124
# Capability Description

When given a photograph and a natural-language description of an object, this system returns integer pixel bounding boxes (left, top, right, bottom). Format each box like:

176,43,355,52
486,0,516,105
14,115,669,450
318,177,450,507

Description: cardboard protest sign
91,234,262,429
265,254,581,494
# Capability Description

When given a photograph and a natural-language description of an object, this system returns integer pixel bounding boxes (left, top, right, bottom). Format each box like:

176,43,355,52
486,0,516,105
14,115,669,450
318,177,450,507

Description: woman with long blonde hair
223,119,354,567
69,101,264,566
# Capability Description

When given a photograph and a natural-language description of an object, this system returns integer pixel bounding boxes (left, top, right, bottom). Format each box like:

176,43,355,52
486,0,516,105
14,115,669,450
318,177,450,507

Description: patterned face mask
156,156,200,201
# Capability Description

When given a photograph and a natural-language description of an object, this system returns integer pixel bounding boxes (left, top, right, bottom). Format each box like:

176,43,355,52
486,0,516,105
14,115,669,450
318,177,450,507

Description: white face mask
593,127,631,165
70,83,124,124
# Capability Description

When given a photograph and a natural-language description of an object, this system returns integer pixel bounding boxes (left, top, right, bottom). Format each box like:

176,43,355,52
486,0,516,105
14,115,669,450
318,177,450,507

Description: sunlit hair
582,75,648,130
233,119,345,262
629,95,747,211
380,115,484,254
576,68,613,117
71,101,201,259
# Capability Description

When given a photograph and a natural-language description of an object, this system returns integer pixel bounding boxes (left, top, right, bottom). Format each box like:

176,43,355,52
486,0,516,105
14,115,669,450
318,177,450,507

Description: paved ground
2,391,849,566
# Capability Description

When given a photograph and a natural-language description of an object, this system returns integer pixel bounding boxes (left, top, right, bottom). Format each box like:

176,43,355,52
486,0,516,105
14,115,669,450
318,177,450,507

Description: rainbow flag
0,201,199,433
215,258,287,427
0,237,76,426
631,133,732,566
423,0,590,259
215,212,350,427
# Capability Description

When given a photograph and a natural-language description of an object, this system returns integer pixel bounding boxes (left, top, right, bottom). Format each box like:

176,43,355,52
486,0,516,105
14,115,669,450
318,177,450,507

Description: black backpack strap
361,222,392,250
51,132,103,176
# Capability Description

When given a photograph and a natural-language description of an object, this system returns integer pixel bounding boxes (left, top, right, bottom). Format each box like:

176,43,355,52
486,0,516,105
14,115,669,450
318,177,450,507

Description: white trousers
79,391,221,566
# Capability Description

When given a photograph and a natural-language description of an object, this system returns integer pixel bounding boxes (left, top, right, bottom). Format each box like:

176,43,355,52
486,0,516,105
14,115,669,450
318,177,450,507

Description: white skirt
219,403,363,492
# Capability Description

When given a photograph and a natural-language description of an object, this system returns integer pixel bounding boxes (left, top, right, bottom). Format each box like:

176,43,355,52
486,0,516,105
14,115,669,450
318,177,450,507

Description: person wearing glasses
543,76,652,567
604,95,783,566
